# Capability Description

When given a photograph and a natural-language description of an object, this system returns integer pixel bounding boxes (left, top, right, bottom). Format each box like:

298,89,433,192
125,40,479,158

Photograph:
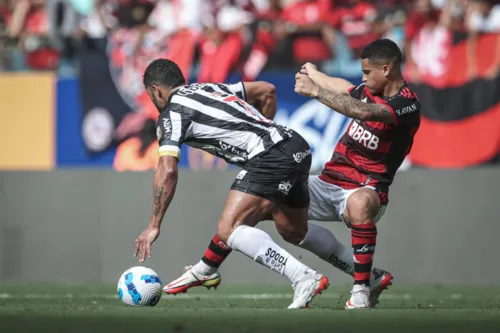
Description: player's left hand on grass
295,73,319,98
134,226,160,263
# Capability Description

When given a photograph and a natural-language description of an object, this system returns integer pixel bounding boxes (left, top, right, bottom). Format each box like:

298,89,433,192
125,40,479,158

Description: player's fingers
146,244,152,258
133,237,141,257
139,243,147,262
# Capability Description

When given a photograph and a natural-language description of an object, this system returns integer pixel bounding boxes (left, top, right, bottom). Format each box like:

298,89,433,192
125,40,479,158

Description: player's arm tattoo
150,157,178,228
153,186,164,217
316,87,395,124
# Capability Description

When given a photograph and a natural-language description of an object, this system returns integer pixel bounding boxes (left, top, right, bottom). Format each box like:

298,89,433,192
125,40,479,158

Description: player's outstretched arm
315,87,395,124
150,155,179,228
243,81,277,120
301,62,353,96
295,73,395,124
134,155,179,262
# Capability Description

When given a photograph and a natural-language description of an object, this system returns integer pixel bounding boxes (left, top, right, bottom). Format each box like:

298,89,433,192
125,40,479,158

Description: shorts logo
236,170,247,180
278,181,293,194
293,149,311,163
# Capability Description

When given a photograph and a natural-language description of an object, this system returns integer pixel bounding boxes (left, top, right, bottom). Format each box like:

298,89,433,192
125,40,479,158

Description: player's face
146,85,167,111
361,59,389,95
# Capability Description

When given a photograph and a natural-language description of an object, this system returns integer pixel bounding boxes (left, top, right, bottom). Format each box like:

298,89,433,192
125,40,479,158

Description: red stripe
336,143,387,174
204,249,224,263
354,272,371,281
353,253,374,264
352,237,376,245
213,235,229,251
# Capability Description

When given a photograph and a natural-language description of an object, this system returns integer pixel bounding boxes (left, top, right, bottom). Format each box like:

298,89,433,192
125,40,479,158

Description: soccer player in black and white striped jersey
133,59,329,309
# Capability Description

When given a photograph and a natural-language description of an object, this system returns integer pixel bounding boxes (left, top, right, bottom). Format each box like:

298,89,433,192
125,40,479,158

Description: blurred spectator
465,0,500,78
404,0,456,82
113,118,159,172
197,3,253,83
332,0,380,58
6,0,59,70
279,0,333,67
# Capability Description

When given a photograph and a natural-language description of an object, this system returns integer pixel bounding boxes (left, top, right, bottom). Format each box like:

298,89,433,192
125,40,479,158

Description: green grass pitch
1,283,500,333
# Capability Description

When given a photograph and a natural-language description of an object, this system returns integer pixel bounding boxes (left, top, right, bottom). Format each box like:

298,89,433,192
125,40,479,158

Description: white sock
192,260,217,276
227,225,314,284
299,223,355,276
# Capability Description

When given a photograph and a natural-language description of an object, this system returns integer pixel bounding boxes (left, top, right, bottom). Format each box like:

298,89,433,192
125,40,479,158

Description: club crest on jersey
349,121,379,150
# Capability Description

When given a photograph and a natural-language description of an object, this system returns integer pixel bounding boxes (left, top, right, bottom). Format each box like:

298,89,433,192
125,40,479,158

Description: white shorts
307,175,386,227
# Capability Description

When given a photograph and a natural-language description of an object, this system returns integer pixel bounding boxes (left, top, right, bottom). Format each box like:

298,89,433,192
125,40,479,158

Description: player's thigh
216,189,276,243
307,175,344,222
343,187,381,225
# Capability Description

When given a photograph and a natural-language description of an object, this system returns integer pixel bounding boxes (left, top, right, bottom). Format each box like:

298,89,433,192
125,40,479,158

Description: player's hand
134,226,160,263
295,73,320,98
300,62,317,75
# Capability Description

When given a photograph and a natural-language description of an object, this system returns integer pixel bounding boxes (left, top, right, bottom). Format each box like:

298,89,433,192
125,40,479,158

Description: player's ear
382,64,391,77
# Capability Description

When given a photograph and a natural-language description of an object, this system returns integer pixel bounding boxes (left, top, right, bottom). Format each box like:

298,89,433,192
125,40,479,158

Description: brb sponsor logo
348,121,379,150
264,247,288,271
293,149,311,163
278,181,293,194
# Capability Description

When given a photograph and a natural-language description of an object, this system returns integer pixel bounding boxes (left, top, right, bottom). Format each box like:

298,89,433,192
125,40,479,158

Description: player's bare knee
346,189,380,225
216,219,237,243
276,223,307,245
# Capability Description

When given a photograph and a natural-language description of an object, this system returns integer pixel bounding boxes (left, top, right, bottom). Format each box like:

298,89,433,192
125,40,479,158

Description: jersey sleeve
156,108,190,160
385,95,421,126
348,83,365,100
225,82,246,101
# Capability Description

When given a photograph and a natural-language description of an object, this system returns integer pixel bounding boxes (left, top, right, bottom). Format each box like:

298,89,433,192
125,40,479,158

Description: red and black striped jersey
319,83,421,204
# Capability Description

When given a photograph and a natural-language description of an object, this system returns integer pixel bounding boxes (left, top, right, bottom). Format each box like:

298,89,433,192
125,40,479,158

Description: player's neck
383,78,405,98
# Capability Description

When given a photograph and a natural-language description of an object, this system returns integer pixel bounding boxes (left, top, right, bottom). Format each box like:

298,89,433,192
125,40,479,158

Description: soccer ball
117,266,163,306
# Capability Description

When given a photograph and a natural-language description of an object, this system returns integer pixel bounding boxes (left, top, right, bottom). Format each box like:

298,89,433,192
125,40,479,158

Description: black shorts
230,130,312,208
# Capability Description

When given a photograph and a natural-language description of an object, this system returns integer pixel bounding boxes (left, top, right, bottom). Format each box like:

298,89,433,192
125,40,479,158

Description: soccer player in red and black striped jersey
295,39,420,309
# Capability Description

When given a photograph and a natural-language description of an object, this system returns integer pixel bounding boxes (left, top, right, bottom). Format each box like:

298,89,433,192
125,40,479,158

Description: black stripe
410,75,500,121
193,87,275,129
169,102,272,143
353,263,372,273
201,257,222,268
209,240,232,257
351,226,377,232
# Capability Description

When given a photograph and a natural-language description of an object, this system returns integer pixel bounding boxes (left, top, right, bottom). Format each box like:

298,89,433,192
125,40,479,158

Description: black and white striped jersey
156,82,292,165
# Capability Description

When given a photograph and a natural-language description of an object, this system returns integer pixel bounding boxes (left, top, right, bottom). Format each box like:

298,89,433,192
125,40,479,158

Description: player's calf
343,188,380,309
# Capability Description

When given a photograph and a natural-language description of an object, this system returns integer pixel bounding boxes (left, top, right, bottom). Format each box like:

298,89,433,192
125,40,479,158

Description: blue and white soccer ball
117,266,163,306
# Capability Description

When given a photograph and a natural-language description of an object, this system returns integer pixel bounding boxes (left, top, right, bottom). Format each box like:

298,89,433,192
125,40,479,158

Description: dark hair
143,58,186,89
360,39,402,66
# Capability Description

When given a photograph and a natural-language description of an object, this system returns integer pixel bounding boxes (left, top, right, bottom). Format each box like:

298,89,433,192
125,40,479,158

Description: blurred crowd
1,0,499,80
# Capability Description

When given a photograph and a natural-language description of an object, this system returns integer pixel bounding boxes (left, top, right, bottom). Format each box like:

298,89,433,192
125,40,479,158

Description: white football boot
345,284,371,309
163,265,221,295
287,273,330,309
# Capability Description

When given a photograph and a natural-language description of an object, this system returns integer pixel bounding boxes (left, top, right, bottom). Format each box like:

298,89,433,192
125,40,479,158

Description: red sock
201,235,232,268
351,222,377,286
